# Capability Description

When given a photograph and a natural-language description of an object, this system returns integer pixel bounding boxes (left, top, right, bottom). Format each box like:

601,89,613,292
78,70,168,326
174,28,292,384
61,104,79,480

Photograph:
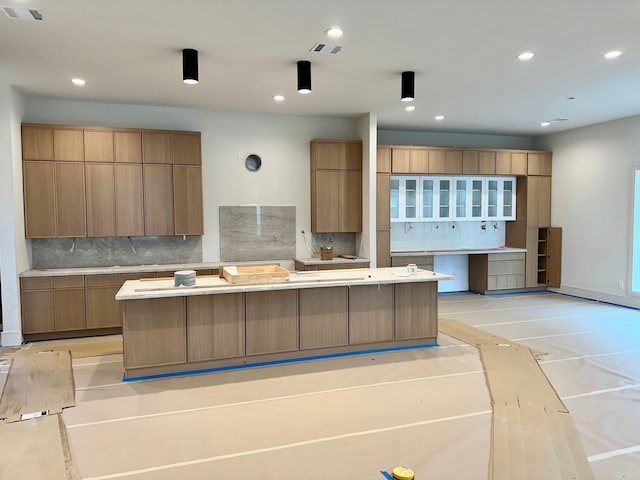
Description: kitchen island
116,267,453,380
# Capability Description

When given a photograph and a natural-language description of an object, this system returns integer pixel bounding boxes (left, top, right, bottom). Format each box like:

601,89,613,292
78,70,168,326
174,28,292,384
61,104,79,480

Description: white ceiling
1,0,639,136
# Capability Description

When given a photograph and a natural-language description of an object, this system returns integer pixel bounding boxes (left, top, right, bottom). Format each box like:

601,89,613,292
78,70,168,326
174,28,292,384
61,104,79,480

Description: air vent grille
2,7,44,20
309,42,342,55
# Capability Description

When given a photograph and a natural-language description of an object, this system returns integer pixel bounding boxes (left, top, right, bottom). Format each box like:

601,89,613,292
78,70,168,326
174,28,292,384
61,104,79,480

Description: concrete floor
61,292,640,479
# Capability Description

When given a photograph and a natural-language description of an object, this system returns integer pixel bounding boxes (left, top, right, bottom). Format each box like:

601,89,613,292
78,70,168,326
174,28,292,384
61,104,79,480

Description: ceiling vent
2,7,44,20
309,42,342,55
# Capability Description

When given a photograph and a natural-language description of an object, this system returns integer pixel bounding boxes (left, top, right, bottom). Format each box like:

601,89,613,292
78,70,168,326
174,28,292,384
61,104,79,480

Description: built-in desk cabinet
469,253,526,293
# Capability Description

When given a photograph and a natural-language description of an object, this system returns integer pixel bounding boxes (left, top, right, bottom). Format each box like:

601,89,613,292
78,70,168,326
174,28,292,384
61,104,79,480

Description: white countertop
116,267,454,300
295,257,370,266
391,247,527,256
20,262,221,278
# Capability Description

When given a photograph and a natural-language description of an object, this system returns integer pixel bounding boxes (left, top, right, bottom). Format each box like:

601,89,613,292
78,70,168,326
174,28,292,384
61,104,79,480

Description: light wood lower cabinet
21,276,86,334
349,284,394,344
53,276,85,331
245,290,299,355
123,297,186,368
395,282,437,340
85,285,122,329
21,289,55,334
187,293,245,361
299,287,348,349
469,253,525,292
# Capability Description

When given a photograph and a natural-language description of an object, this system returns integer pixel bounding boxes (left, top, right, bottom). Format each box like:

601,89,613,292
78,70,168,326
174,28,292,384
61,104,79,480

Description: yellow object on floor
392,466,415,480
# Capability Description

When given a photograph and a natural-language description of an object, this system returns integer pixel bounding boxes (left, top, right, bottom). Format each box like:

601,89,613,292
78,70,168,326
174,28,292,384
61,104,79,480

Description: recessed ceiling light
435,115,445,121
604,50,622,59
517,51,535,61
273,95,285,102
405,105,415,112
71,78,86,86
540,122,551,127
325,27,343,38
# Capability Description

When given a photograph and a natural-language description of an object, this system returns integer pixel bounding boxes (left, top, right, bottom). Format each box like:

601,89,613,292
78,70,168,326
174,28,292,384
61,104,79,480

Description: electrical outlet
618,281,625,290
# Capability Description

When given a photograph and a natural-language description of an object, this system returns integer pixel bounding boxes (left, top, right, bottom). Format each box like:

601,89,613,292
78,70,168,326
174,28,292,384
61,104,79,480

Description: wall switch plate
618,281,625,290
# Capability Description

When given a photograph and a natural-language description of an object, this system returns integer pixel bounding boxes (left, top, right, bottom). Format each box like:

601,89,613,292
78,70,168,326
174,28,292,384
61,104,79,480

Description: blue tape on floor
123,342,439,382
380,471,395,480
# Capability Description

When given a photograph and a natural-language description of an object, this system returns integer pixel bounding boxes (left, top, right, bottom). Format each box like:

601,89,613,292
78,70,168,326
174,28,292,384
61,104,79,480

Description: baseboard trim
551,286,640,310
1,330,23,347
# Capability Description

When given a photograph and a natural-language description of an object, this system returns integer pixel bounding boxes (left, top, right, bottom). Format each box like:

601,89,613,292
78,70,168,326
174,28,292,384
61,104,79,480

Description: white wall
1,84,28,346
378,129,532,149
357,113,377,264
23,97,360,262
535,114,640,307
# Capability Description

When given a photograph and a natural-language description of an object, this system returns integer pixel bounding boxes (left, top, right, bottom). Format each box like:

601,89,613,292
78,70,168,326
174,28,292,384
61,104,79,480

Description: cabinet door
84,130,114,162
245,290,298,355
546,227,562,288
526,176,551,227
428,150,446,174
22,126,53,160
511,152,528,175
341,169,362,232
525,228,539,287
143,164,174,235
55,162,86,237
53,128,84,161
486,178,500,220
123,297,186,368
312,169,340,232
454,177,485,220
23,161,56,237
377,146,391,173
173,165,203,235
445,150,463,174
495,151,511,174
114,131,142,163
142,132,173,164
391,147,411,173
501,177,517,220
349,285,394,344
462,151,479,174
21,290,55,333
312,141,340,169
395,282,437,339
410,148,428,173
187,293,244,361
376,230,391,267
54,288,86,331
435,177,453,220
420,177,435,221
390,177,400,221
376,173,390,230
173,134,201,165
85,163,116,237
115,164,144,236
478,151,496,174
85,285,122,328
396,176,419,222
300,287,348,349
342,141,362,170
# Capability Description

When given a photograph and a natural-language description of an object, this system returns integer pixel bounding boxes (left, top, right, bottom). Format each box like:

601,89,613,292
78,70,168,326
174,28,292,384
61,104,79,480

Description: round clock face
245,154,262,172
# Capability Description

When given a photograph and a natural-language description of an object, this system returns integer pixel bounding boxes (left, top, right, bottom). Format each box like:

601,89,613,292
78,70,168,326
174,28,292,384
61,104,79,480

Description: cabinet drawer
488,253,525,262
53,276,84,288
392,255,433,267
488,274,525,290
487,260,525,276
85,274,121,287
21,277,53,290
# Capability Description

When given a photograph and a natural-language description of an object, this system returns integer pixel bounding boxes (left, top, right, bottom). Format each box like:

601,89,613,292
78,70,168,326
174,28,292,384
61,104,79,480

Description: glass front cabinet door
453,177,485,221
485,177,516,221
391,176,420,222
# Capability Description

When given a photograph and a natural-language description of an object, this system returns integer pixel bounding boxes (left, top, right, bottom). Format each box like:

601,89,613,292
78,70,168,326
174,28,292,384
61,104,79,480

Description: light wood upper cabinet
377,146,391,173
114,131,142,163
84,130,114,162
55,162,86,237
173,165,204,235
478,151,496,174
527,151,552,176
85,163,116,237
54,128,84,161
142,132,173,164
495,151,528,175
526,175,551,228
23,161,56,237
511,152,528,175
115,164,144,236
390,147,428,173
310,139,363,233
22,126,53,160
428,149,463,174
462,151,479,174
173,133,202,165
377,173,390,230
143,164,174,235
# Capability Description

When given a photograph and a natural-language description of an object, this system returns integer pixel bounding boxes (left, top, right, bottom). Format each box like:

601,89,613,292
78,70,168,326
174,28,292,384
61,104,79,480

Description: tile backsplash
31,236,202,269
391,220,506,251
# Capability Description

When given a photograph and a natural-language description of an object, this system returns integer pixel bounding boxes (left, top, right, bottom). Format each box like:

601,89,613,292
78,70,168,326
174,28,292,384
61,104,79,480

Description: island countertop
116,267,453,301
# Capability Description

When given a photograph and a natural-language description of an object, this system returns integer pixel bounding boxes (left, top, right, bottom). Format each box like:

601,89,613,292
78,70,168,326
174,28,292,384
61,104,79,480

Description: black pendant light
401,71,415,102
183,49,199,85
297,60,311,94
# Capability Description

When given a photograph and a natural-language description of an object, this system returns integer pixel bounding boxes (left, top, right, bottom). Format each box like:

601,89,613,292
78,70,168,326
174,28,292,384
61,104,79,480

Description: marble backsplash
308,233,356,257
31,236,202,269
219,206,296,261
